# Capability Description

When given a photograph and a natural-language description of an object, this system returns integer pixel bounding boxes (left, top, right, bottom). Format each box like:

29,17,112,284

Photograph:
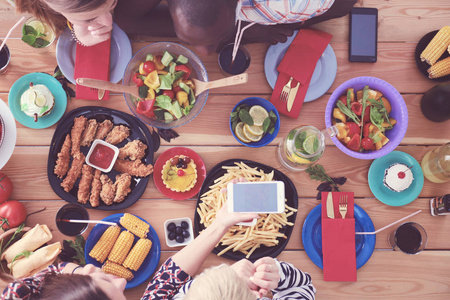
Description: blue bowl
230,97,280,148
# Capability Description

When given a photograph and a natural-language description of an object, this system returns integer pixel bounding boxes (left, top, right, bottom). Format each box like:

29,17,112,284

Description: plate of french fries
194,159,298,262
84,213,161,289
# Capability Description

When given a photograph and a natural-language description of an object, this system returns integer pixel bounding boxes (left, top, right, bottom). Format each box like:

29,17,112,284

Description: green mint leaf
268,127,275,134
232,120,238,132
21,34,36,46
33,38,50,48
269,110,277,122
262,117,271,133
39,105,49,115
23,25,37,36
239,109,254,126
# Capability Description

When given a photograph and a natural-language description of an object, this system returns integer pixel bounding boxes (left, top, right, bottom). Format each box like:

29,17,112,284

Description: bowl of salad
325,76,408,159
123,42,208,129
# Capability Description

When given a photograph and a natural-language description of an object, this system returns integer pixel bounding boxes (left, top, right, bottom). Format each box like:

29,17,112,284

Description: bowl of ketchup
0,114,5,149
86,139,119,173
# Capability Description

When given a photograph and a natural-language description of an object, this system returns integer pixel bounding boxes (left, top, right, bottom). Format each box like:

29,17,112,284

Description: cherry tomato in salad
346,134,360,152
363,122,373,137
0,173,13,203
363,106,371,122
351,102,362,116
339,95,348,105
162,90,175,100
136,99,155,118
175,65,192,80
142,61,156,74
361,137,375,150
0,200,26,230
346,122,360,138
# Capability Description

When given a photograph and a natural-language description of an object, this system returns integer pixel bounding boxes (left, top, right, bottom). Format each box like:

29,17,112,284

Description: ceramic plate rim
0,100,17,169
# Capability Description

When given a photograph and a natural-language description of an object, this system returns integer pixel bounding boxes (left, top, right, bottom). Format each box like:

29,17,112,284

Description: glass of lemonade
22,17,56,53
421,142,450,183
277,125,337,171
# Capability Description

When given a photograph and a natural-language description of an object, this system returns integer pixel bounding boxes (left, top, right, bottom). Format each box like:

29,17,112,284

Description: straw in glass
355,210,422,235
230,20,256,67
0,16,26,53
57,219,117,226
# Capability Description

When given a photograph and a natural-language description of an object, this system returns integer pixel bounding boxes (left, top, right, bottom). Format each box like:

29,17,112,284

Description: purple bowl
325,76,408,159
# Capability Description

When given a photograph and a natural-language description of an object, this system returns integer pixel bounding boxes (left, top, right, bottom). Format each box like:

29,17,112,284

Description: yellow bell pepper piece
333,108,347,124
139,62,148,76
336,123,348,141
182,80,195,90
144,70,160,89
157,70,169,75
145,88,155,100
176,91,189,108
381,118,397,128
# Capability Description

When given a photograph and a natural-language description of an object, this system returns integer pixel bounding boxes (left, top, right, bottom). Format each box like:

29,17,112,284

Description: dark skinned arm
114,0,176,37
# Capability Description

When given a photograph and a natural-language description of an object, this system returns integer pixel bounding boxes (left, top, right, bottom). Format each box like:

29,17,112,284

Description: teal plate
368,151,424,206
8,72,67,129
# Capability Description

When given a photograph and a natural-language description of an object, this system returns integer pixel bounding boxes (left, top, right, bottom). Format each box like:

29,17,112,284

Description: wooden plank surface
1,0,450,299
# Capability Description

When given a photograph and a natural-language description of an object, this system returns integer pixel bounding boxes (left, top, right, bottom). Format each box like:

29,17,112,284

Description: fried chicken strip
80,119,98,147
89,169,102,208
113,159,153,177
95,119,114,140
77,164,93,204
105,125,130,145
54,134,71,178
61,152,85,193
118,140,147,161
71,116,87,155
114,173,132,203
100,174,116,205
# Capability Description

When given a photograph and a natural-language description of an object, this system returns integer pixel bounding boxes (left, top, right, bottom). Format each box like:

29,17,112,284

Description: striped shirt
236,0,335,25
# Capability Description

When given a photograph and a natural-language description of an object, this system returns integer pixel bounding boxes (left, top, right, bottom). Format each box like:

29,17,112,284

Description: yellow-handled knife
326,192,334,219
287,81,300,112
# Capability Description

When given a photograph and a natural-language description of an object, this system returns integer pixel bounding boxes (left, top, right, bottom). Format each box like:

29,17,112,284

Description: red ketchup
89,144,115,170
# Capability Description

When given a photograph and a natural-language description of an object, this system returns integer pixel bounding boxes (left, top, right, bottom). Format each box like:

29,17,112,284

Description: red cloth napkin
73,39,111,100
270,29,332,118
321,192,356,281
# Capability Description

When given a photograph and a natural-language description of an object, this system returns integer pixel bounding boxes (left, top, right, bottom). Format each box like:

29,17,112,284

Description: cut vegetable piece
176,54,188,64
171,101,182,119
161,51,174,66
164,112,174,123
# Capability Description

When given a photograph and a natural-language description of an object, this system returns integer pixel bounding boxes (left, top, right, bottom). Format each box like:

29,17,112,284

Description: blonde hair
184,264,256,300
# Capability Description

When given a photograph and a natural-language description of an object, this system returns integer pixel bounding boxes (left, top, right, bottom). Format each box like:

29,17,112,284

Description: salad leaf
369,132,382,143
155,95,173,110
336,101,360,124
173,71,184,82
159,74,174,90
188,90,196,105
182,104,194,116
179,82,190,94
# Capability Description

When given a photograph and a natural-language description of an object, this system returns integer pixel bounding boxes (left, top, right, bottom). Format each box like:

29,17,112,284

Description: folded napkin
74,39,111,100
270,29,332,118
321,192,356,281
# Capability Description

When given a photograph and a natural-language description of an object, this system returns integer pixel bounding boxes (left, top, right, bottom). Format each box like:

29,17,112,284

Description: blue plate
56,23,132,84
368,151,424,206
8,72,67,129
264,31,337,102
302,204,376,269
85,213,161,289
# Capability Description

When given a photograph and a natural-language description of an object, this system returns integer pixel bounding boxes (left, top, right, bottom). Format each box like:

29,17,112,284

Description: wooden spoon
76,73,248,98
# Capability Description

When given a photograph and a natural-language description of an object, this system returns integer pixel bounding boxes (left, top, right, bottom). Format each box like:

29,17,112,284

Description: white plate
0,99,17,169
56,23,132,84
264,31,337,102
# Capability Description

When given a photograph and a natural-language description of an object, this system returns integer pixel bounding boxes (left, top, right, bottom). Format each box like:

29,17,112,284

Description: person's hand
231,259,259,292
241,23,295,45
250,257,280,297
215,203,258,229
73,23,112,47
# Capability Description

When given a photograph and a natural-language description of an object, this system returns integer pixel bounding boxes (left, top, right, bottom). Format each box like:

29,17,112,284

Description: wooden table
1,0,450,299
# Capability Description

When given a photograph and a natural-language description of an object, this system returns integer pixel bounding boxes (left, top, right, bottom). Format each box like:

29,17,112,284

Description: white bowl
85,139,119,173
164,217,194,247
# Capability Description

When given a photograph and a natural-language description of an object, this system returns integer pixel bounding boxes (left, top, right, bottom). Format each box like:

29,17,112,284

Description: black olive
176,162,183,168
181,221,189,229
181,164,187,169
178,157,184,163
175,226,183,235
182,230,190,238
176,235,185,243
167,222,176,232
168,232,177,240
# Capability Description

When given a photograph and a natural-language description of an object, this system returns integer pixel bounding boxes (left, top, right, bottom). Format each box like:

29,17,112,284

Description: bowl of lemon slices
229,97,280,148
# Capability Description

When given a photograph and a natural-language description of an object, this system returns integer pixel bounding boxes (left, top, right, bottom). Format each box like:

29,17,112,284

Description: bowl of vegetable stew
123,42,208,129
325,76,408,159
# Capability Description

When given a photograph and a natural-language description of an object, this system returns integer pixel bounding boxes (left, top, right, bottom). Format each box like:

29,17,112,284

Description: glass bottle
421,143,450,183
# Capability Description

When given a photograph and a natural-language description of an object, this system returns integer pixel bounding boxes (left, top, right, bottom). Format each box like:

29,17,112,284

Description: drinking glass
421,142,450,183
0,41,11,74
218,43,251,75
388,222,427,254
55,203,90,236
277,125,338,171
22,17,56,53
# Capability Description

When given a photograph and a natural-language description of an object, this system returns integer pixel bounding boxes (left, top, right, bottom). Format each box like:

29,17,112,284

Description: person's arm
271,261,316,300
114,0,176,37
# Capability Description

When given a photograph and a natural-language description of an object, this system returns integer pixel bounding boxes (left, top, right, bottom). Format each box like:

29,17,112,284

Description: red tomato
162,90,175,100
346,134,360,152
363,122,372,137
363,106,371,122
351,102,362,116
173,86,183,94
0,201,26,230
346,122,360,138
175,65,191,80
361,137,375,150
142,61,156,74
136,99,155,118
0,173,13,203
339,95,348,106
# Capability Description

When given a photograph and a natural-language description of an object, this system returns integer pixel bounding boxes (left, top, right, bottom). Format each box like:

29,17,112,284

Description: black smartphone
349,7,378,62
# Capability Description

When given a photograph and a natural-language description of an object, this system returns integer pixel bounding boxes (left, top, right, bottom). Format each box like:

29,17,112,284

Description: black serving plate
47,106,154,210
194,159,298,262
414,30,450,82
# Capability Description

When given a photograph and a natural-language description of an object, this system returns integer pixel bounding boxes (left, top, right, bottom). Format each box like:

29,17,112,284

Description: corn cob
421,26,450,65
89,225,120,263
123,238,152,271
108,230,134,264
119,213,149,239
102,261,134,281
428,56,450,79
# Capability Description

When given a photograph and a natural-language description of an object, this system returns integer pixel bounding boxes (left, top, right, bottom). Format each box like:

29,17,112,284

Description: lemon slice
28,20,45,35
249,105,269,126
234,122,251,143
35,95,47,107
243,124,263,142
303,135,319,155
244,124,264,136
287,153,311,164
27,90,37,103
